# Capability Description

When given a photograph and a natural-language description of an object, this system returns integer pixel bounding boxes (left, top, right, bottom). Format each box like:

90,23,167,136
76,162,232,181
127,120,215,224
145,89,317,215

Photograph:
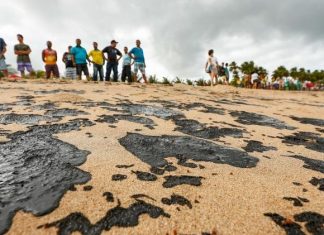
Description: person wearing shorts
62,46,77,79
14,34,33,77
42,41,60,79
205,49,218,86
0,37,8,77
71,39,91,80
129,40,147,83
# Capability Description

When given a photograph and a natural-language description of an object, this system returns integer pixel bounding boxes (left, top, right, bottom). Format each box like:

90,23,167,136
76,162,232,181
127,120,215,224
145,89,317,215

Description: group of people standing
0,35,147,83
205,49,230,86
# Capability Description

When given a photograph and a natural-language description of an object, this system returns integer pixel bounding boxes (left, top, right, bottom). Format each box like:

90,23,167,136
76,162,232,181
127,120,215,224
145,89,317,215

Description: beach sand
0,79,323,235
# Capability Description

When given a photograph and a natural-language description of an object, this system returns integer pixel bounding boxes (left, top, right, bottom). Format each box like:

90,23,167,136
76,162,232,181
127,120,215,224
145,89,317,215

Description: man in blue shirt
102,40,122,82
71,39,91,80
0,37,8,77
129,40,147,83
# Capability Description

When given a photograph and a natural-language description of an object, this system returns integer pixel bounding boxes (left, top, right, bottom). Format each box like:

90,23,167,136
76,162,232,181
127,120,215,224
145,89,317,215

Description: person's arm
54,50,58,62
72,54,76,66
88,52,93,63
42,50,46,63
86,54,91,65
117,49,122,62
62,53,66,63
102,48,108,61
17,48,31,55
128,48,135,60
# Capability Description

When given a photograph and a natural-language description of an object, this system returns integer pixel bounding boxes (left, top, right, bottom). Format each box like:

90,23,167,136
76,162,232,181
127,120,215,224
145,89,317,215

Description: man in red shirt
42,41,60,79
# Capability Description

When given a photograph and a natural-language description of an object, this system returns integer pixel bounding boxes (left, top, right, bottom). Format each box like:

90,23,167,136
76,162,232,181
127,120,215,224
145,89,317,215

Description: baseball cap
111,40,118,44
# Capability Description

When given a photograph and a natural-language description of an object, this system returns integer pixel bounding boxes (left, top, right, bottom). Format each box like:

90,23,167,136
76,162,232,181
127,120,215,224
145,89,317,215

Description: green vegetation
162,77,172,85
173,77,182,84
186,79,193,85
148,75,158,84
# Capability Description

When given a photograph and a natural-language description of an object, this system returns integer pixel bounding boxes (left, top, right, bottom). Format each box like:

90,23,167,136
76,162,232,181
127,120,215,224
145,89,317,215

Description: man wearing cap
102,40,122,82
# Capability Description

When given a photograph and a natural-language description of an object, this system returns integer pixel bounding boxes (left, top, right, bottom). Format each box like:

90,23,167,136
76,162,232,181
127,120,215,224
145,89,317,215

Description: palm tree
240,61,257,88
229,61,240,79
240,61,257,75
290,67,299,79
272,66,289,79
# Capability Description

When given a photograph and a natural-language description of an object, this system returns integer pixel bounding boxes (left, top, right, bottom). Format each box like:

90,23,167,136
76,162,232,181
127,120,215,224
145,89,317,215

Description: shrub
162,77,172,85
36,70,46,79
173,77,182,84
148,75,158,84
186,79,193,85
196,78,206,86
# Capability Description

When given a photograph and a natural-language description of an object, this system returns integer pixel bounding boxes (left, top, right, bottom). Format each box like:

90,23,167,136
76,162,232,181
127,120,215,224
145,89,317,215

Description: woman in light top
205,49,218,86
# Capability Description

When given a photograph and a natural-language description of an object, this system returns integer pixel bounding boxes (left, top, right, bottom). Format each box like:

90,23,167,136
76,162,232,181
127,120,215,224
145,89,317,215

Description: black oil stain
112,174,127,181
265,212,324,235
243,140,277,153
34,89,85,95
309,177,324,191
45,108,88,118
282,132,324,153
285,155,324,173
119,103,184,120
294,212,324,235
230,111,296,130
316,128,324,133
177,156,198,168
0,113,58,125
119,133,259,169
173,119,243,140
132,171,158,181
103,192,114,202
290,116,324,127
30,102,57,111
0,104,12,112
115,164,134,169
131,194,156,202
83,186,93,191
96,114,156,129
264,213,304,235
283,197,303,207
162,175,204,188
38,200,170,235
0,119,94,234
161,194,192,209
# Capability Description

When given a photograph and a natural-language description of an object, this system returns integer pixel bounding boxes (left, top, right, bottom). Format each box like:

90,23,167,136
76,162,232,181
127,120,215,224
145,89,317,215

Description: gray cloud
1,0,323,78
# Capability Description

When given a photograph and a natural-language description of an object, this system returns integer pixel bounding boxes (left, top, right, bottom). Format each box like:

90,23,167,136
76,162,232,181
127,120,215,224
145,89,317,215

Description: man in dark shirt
62,46,76,80
14,34,33,77
102,40,122,82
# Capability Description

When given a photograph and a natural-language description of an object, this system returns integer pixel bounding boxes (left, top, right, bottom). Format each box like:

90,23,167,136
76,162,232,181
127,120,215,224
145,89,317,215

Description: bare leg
209,73,214,86
142,73,148,83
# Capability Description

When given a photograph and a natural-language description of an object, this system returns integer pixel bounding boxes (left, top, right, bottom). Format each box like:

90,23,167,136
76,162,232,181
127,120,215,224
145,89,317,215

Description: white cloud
1,0,323,79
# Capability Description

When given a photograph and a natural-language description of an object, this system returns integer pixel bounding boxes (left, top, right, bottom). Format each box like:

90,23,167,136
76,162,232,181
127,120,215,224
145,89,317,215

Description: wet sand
0,79,323,235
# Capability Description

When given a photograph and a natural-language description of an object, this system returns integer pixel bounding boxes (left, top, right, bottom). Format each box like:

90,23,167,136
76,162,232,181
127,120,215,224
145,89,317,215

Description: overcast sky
1,0,323,79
